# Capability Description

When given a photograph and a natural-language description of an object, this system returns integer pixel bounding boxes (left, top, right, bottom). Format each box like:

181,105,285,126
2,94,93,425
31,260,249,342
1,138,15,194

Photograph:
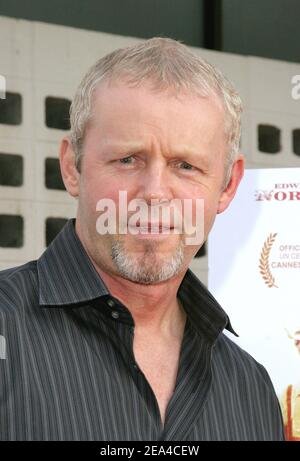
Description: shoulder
214,332,278,395
0,261,37,281
0,261,38,313
208,332,285,440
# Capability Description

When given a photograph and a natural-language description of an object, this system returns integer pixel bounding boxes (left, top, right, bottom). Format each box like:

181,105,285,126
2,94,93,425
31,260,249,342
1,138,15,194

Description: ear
217,154,244,214
59,136,80,197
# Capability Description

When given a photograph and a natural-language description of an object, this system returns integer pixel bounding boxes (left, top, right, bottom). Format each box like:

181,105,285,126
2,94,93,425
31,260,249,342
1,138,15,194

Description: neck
96,263,187,338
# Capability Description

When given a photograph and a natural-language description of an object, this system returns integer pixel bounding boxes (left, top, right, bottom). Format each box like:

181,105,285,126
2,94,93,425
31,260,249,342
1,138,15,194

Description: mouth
138,222,174,233
127,221,176,236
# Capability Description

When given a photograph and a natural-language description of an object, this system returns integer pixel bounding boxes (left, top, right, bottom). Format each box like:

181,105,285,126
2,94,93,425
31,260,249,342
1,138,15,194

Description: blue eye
119,156,134,164
179,161,193,170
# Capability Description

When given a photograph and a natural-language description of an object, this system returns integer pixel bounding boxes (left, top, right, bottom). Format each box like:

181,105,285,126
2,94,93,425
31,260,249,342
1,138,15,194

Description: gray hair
70,37,242,186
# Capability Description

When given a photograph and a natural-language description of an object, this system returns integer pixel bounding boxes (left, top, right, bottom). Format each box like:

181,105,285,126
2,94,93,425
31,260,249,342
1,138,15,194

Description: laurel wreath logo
259,233,278,288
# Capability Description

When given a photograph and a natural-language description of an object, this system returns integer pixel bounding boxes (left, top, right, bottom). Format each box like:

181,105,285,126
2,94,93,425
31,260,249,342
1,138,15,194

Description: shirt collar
37,219,110,306
37,218,237,340
177,269,238,341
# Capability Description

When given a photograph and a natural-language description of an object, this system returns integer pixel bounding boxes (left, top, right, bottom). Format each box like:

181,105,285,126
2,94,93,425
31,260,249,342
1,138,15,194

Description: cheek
81,172,120,204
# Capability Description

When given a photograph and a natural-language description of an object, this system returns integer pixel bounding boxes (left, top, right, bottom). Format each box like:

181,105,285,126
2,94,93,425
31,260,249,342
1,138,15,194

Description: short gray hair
70,37,242,186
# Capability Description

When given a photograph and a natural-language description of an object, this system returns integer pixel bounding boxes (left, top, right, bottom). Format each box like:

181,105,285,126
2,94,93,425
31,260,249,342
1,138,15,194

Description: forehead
86,80,226,153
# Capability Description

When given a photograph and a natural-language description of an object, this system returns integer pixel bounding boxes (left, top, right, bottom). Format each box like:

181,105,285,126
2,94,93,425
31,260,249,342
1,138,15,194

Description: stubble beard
111,235,185,284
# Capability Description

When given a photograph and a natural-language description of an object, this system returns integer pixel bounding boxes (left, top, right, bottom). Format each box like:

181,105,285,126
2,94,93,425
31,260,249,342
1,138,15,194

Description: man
280,329,300,440
0,37,284,440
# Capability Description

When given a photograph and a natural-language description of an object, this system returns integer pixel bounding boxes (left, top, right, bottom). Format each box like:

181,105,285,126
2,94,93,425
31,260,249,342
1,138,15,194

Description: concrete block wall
0,16,300,285
0,17,142,270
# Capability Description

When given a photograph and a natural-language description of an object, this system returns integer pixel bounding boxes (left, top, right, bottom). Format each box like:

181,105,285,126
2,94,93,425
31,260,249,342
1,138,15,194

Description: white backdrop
209,168,300,395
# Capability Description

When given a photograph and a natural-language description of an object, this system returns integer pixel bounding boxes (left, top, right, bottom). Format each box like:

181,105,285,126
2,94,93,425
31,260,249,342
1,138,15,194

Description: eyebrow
102,142,210,168
170,146,210,165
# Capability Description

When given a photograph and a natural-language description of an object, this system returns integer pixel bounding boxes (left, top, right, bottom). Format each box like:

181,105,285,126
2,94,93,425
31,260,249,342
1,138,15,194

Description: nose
140,161,174,205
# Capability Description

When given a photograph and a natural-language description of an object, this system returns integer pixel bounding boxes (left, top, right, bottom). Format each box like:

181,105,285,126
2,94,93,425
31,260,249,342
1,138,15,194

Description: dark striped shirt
0,219,284,440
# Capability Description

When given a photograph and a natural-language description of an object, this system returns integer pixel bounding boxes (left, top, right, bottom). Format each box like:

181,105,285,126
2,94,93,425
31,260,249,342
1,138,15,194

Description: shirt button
111,311,119,319
107,299,115,308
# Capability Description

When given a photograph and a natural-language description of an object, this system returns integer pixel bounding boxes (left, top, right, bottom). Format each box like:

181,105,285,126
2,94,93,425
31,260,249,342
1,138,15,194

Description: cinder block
0,199,36,262
288,61,300,115
33,81,74,143
34,141,75,205
0,77,33,140
193,47,250,107
286,114,300,164
0,137,34,200
248,56,300,114
33,22,71,84
0,17,33,80
248,109,300,166
68,29,142,85
33,22,143,86
34,201,77,258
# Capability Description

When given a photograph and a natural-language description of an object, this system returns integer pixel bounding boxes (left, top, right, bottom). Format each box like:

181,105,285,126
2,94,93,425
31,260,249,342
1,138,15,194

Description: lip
127,222,176,237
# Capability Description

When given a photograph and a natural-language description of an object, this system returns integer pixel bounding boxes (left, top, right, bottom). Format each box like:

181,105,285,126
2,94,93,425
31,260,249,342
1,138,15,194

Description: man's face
66,80,243,284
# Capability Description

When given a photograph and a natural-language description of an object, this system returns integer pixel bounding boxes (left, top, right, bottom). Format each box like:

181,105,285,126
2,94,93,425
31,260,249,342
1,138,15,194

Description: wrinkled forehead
87,81,226,152
89,77,226,132
93,75,224,109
